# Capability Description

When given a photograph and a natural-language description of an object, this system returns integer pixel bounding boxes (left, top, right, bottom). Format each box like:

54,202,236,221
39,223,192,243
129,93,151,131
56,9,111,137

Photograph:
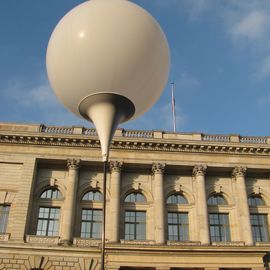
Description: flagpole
171,83,176,133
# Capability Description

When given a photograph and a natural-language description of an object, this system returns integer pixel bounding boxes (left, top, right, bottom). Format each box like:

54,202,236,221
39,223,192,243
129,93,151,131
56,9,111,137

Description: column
193,164,210,245
233,166,253,245
60,159,80,244
152,163,166,245
109,161,122,243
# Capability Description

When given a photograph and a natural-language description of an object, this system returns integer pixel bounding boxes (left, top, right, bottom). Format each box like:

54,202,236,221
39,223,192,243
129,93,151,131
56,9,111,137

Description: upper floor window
250,214,269,242
248,195,265,206
82,190,103,201
167,193,188,204
125,211,146,240
35,187,62,236
81,209,102,239
0,204,10,233
40,188,62,199
168,212,189,241
209,213,230,242
124,192,146,203
208,194,227,206
36,207,60,236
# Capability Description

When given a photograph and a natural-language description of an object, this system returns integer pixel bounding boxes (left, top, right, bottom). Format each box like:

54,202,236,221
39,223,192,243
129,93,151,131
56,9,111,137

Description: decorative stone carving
253,186,261,195
232,166,247,178
211,241,245,246
120,239,156,245
133,182,142,191
214,185,223,194
192,165,207,177
175,184,183,193
167,240,201,246
25,235,60,245
73,237,101,247
110,161,123,172
0,233,10,242
67,158,80,170
152,163,165,174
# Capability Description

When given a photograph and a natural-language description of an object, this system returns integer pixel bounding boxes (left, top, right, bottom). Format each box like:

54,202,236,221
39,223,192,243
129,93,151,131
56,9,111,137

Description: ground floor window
81,208,102,238
250,213,269,242
0,204,10,233
36,207,60,236
125,211,146,240
168,212,189,241
209,213,230,242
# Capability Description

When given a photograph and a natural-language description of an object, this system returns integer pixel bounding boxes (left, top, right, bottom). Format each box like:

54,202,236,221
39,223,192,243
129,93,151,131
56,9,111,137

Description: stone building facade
0,122,269,270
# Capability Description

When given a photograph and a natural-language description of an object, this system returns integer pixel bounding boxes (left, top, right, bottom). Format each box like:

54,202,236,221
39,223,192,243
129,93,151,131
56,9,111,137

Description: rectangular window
0,204,10,233
125,211,146,240
36,207,60,236
168,212,189,241
81,209,102,238
250,214,269,242
209,213,230,242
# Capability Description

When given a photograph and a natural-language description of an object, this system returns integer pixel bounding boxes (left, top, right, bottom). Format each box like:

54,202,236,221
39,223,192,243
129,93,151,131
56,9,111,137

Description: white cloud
3,75,89,126
231,10,269,41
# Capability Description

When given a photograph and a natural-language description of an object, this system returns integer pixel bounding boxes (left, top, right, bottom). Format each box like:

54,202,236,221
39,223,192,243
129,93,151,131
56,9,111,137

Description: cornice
1,131,270,157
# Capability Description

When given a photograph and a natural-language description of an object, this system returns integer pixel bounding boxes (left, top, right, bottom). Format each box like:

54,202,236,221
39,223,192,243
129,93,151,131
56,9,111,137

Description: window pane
209,213,230,242
80,208,102,239
250,214,269,242
124,193,146,203
0,205,10,233
36,207,60,236
208,195,227,205
82,191,103,201
248,196,265,206
40,189,62,199
167,194,188,204
168,212,189,241
124,211,146,240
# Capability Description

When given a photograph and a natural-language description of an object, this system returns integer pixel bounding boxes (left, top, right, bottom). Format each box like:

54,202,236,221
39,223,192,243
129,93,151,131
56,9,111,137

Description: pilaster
109,161,123,243
193,164,210,245
152,163,166,244
232,166,253,246
60,159,80,244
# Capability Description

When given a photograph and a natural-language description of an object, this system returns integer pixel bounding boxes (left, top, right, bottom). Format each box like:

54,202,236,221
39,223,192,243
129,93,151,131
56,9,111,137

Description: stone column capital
67,159,80,170
152,163,165,174
110,161,123,173
193,164,207,177
232,166,247,178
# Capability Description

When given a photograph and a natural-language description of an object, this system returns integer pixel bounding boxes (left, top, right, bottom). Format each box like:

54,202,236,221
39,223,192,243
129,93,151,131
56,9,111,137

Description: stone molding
232,166,247,178
25,235,60,245
2,132,270,157
110,161,123,173
167,240,201,246
211,241,245,246
73,237,101,247
67,158,80,170
193,165,207,177
120,239,156,245
0,233,10,242
152,163,165,174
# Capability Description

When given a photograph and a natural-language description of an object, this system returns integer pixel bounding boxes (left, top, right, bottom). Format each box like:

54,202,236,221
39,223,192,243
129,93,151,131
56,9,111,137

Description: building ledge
25,235,60,245
0,233,10,242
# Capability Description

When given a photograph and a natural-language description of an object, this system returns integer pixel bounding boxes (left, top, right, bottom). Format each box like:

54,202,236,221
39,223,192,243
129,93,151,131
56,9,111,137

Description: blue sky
1,0,270,136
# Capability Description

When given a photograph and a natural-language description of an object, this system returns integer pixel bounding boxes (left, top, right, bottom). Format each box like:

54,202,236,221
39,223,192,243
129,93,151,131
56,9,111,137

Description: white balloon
46,0,170,121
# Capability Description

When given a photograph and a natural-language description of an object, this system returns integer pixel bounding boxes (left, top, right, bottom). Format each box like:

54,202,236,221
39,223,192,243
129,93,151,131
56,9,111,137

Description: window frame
167,211,189,241
0,204,10,234
124,210,146,240
209,212,231,242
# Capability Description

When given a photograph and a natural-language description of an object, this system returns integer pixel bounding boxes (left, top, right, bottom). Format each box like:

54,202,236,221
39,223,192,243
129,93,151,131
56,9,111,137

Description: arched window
123,192,147,240
166,193,189,241
82,190,103,201
207,194,227,205
124,192,146,203
80,190,103,239
248,195,265,206
248,194,269,242
208,193,230,243
36,188,62,237
40,188,62,199
167,193,188,204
